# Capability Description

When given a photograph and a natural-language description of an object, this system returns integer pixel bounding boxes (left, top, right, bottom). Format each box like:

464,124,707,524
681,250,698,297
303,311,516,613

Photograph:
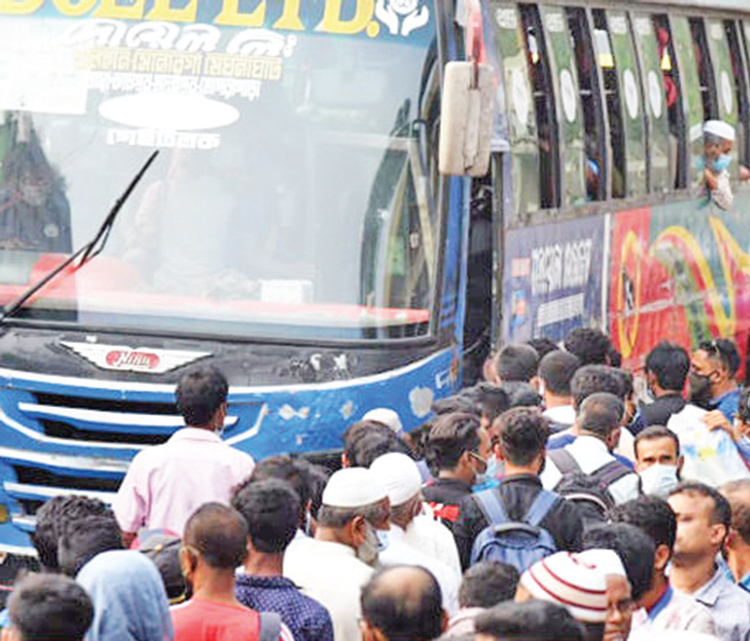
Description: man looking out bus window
113,366,256,545
701,120,736,211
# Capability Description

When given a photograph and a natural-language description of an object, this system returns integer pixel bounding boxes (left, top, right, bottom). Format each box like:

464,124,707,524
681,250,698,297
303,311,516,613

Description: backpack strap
549,448,581,476
474,489,509,527
524,490,560,528
258,612,282,641
593,460,632,488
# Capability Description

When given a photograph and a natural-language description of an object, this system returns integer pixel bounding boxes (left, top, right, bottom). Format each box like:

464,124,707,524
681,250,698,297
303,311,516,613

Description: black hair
33,496,113,572
460,383,511,423
431,395,483,417
577,393,624,439
7,573,93,641
503,381,543,408
58,515,123,577
349,430,414,468
475,600,587,641
232,478,300,554
175,366,228,427
527,337,559,361
721,479,750,545
539,351,581,396
611,496,677,554
459,561,519,608
634,425,680,460
494,344,540,383
738,387,750,424
571,365,625,411
698,338,740,377
426,412,481,471
361,565,443,641
645,342,690,392
669,481,732,530
564,328,612,366
495,407,549,466
183,502,248,569
582,523,656,601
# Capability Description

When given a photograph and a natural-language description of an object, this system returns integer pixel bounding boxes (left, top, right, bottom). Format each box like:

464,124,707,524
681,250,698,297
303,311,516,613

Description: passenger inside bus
701,119,735,210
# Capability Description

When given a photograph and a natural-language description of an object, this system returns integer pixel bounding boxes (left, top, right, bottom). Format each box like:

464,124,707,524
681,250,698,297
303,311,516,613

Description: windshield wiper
0,150,159,324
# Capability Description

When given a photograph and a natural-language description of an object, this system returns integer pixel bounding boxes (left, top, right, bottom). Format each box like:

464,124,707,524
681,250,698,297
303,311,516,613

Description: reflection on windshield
0,8,438,339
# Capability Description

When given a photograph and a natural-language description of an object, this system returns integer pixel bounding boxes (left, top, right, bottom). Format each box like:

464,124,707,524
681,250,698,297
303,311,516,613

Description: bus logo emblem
61,341,211,374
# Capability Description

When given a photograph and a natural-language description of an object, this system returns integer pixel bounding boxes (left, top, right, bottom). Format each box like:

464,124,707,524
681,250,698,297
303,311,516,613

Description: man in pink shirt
113,367,255,545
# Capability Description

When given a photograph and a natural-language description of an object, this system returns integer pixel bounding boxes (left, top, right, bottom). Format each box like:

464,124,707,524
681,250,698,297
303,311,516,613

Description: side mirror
439,61,495,177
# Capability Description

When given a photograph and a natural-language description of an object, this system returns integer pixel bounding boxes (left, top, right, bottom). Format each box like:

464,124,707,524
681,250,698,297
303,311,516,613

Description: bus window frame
725,19,750,170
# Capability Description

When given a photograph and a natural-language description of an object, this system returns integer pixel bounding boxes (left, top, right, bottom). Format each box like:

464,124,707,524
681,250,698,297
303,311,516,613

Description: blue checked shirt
691,565,750,641
235,574,334,641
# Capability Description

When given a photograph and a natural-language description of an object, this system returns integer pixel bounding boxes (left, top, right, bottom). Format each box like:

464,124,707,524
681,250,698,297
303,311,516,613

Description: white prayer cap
704,120,735,142
370,452,422,507
577,549,627,577
322,467,388,508
362,408,404,434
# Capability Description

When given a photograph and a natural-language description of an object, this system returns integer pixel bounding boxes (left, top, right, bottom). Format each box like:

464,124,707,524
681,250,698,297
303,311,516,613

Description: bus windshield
0,0,438,340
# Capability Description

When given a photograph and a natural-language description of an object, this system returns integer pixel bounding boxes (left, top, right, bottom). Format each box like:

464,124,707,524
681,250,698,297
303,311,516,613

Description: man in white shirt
284,467,386,641
539,350,580,432
541,393,640,505
370,452,461,615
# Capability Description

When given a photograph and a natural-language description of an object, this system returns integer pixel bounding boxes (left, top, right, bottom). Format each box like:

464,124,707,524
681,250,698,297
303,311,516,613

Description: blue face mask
712,154,732,173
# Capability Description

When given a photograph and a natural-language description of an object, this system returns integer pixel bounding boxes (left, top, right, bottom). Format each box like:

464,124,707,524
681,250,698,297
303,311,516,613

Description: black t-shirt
453,473,584,570
423,478,473,528
639,393,686,428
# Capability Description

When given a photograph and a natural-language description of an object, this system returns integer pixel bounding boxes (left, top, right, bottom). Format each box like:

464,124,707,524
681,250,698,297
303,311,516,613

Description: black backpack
554,471,614,526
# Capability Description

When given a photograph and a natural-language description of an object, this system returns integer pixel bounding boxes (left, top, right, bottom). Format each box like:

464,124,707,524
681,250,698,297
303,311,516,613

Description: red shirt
171,597,260,641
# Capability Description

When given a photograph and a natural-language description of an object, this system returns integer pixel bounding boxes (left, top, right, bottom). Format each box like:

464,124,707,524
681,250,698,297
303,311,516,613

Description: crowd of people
8,328,750,641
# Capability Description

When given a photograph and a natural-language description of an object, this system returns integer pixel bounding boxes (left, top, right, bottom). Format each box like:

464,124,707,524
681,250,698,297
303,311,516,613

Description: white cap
370,452,422,507
362,408,404,434
578,549,627,577
322,467,388,508
704,120,735,142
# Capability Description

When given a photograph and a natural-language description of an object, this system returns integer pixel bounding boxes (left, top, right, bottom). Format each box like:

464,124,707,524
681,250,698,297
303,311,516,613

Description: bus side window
491,2,541,223
592,9,626,199
727,21,750,169
740,21,750,165
717,20,747,172
632,13,671,194
669,15,707,186
689,19,718,121
605,10,647,198
519,4,560,210
566,7,606,201
539,5,587,207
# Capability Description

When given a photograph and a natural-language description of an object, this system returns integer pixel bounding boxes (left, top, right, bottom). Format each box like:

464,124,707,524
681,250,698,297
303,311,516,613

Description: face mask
355,521,380,566
639,463,679,499
689,372,713,408
485,454,502,481
712,154,732,173
376,530,390,552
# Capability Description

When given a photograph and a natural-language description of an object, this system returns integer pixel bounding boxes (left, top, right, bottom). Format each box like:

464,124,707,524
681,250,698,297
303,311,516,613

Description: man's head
564,328,612,366
360,566,445,641
634,426,682,498
576,393,624,449
232,478,300,557
720,480,750,570
58,514,123,577
175,366,228,430
475,600,586,641
577,549,633,641
426,412,489,484
538,351,581,400
343,421,413,468
316,467,389,566
370,453,423,530
3,573,93,641
493,344,540,384
668,482,731,564
703,120,735,165
180,503,249,586
645,342,689,395
516,552,609,641
571,366,624,412
33,496,113,572
527,337,559,360
690,339,740,406
459,561,520,609
459,383,511,430
611,496,677,590
490,407,549,473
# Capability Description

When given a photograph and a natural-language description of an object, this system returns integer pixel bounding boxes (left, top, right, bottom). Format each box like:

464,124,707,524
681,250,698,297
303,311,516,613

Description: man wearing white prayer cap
702,120,736,210
284,467,389,641
362,408,404,435
370,453,461,615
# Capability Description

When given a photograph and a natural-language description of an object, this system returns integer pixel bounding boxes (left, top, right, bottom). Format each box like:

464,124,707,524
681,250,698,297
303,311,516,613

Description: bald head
183,502,248,569
361,566,444,641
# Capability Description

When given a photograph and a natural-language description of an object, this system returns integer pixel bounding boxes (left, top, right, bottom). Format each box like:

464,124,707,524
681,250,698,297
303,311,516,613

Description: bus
0,0,748,558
